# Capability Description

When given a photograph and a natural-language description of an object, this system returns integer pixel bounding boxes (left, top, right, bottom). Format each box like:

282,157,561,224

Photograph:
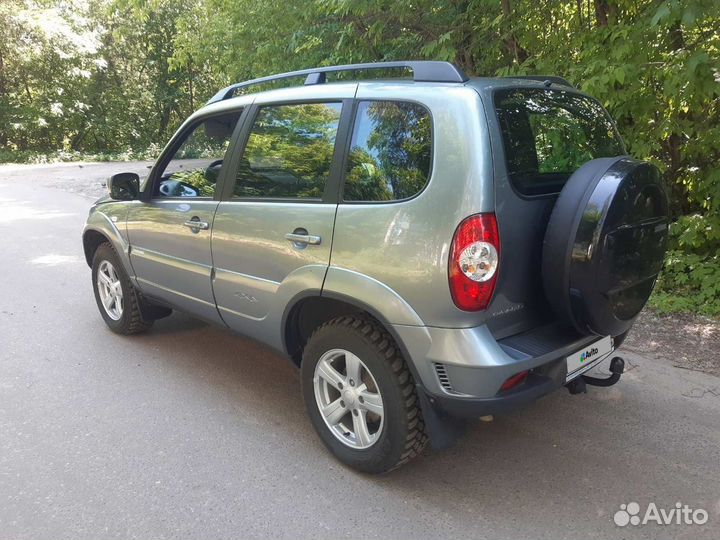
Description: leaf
681,7,697,27
614,67,625,85
687,51,709,75
651,3,671,26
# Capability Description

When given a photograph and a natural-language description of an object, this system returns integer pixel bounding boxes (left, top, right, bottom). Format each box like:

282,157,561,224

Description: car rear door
211,84,356,346
479,84,627,337
126,105,249,323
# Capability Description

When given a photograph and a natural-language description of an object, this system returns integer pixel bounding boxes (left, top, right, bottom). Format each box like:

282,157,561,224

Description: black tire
301,315,427,474
91,242,154,335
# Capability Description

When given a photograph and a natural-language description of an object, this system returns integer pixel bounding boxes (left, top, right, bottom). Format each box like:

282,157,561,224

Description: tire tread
307,314,428,472
93,242,153,335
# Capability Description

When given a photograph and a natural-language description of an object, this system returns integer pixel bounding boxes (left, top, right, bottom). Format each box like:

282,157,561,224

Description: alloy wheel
313,348,384,449
97,260,124,321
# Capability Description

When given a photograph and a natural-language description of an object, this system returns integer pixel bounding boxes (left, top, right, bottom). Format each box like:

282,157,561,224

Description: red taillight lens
499,370,529,392
448,213,500,311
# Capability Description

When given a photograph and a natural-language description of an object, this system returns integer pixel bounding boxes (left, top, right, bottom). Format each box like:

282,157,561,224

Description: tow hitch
566,356,625,394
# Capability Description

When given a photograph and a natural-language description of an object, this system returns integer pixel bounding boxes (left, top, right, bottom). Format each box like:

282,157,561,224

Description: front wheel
91,242,153,335
301,316,427,473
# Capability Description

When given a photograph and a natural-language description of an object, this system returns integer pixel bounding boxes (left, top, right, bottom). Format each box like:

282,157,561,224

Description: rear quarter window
494,88,625,196
343,100,431,202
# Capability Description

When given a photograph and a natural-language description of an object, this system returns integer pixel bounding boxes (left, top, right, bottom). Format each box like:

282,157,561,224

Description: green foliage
0,146,163,164
1,0,718,314
345,101,431,201
651,213,720,315
0,0,205,155
235,103,341,198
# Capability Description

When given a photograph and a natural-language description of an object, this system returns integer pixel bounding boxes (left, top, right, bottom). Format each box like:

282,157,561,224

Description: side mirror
108,172,140,200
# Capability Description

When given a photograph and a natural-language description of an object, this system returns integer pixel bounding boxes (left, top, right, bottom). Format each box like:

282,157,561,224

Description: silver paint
82,77,606,400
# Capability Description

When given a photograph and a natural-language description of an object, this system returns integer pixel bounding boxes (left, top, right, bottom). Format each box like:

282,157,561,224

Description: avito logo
614,502,709,527
580,347,599,363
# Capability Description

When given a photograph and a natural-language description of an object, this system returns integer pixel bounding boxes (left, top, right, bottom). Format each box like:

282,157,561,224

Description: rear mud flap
416,386,467,450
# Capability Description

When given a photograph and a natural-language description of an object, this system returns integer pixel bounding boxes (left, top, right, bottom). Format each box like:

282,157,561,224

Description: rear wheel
301,316,427,473
92,242,154,335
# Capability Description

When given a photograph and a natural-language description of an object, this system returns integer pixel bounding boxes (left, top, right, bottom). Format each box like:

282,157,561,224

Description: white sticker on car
566,335,613,382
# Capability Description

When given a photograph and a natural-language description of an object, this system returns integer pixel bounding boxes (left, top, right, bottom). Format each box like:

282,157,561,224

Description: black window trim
338,97,435,205
141,107,250,203
219,98,354,204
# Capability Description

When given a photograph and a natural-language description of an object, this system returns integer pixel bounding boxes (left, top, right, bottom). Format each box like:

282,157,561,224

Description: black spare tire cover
542,157,669,337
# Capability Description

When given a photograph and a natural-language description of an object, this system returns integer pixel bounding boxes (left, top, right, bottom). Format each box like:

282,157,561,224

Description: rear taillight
448,213,500,311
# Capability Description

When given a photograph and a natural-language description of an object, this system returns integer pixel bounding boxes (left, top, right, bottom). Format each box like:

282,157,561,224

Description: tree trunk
594,0,609,27
576,0,584,27
158,102,172,140
608,1,619,22
452,0,475,75
0,49,5,97
188,57,195,113
669,21,685,50
663,133,690,216
500,0,528,64
0,49,6,146
71,128,87,150
594,0,620,26
24,78,32,102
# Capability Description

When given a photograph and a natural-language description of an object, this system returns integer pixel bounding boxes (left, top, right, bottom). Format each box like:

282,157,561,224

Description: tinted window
343,101,431,202
233,103,342,199
156,111,241,198
494,89,625,196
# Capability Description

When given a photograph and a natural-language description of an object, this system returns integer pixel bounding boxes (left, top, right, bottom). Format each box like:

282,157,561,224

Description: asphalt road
1,162,719,540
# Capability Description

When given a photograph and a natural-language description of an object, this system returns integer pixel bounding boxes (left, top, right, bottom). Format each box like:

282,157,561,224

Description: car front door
211,87,355,347
126,107,246,323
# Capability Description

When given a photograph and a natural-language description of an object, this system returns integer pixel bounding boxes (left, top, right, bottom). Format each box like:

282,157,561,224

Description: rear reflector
448,213,500,311
499,370,529,392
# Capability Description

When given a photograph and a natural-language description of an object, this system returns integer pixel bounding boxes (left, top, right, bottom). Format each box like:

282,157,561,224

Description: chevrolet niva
83,61,668,473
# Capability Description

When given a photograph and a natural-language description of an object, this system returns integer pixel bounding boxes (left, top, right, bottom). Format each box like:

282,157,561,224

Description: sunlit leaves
1,0,719,313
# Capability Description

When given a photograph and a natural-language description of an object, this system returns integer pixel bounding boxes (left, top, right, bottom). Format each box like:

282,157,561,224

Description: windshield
494,88,625,196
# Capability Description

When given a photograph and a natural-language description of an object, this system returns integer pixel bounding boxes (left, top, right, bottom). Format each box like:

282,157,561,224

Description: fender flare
82,209,134,279
321,267,424,327
280,266,427,392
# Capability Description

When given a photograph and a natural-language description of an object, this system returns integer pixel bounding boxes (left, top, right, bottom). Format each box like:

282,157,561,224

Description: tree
0,0,718,311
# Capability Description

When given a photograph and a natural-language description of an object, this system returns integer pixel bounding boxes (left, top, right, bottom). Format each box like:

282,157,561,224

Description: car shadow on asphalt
123,311,715,532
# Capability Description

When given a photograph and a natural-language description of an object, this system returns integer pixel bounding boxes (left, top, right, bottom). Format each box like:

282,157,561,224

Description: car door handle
284,232,321,245
184,219,209,230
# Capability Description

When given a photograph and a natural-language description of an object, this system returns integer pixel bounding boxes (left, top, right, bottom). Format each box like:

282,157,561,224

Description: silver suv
83,61,669,473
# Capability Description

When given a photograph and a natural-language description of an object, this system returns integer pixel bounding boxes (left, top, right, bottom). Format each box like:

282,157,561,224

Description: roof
193,62,578,121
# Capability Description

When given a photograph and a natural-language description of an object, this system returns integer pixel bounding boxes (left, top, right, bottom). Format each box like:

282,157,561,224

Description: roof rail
508,75,574,88
207,61,469,104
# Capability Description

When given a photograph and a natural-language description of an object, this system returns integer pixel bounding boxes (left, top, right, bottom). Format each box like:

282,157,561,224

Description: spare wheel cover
542,157,669,336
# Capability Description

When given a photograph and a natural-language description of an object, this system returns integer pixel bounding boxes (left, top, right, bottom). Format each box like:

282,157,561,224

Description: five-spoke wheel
91,242,154,335
314,349,384,449
302,316,427,473
96,260,124,320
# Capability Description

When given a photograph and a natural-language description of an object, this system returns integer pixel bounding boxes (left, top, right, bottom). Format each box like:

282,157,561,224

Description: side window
155,111,241,198
343,101,431,202
233,102,342,199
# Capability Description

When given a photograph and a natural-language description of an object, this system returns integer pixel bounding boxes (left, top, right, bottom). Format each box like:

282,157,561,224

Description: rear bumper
421,371,563,418
392,321,605,417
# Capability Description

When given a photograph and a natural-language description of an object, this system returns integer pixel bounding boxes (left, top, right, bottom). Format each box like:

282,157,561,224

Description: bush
651,214,720,316
0,146,163,165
